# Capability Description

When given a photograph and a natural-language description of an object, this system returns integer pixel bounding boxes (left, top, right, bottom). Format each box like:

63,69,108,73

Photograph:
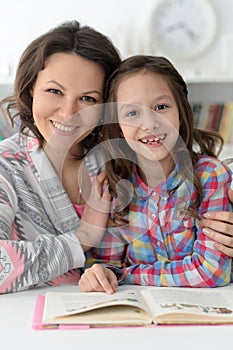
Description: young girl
79,55,233,293
0,21,121,294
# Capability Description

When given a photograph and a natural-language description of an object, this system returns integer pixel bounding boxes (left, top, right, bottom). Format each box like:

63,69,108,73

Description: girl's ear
119,127,124,138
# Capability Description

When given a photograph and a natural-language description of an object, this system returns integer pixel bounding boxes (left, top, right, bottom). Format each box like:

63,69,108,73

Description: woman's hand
77,171,111,252
202,188,233,257
79,264,118,294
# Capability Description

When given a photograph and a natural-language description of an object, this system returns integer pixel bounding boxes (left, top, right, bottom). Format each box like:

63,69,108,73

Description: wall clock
150,0,218,60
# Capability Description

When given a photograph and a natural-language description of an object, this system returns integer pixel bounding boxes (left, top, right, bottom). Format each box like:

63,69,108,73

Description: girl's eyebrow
118,95,173,111
154,94,173,102
46,80,102,96
118,103,135,112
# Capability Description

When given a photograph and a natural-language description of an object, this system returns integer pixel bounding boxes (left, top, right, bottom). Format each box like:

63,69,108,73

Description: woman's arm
202,188,233,257
0,171,110,294
77,172,111,251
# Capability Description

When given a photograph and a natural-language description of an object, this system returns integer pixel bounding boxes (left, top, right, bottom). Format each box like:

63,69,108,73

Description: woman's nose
59,99,78,121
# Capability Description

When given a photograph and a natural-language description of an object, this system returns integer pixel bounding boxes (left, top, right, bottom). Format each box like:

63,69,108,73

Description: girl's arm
202,188,233,257
82,225,127,293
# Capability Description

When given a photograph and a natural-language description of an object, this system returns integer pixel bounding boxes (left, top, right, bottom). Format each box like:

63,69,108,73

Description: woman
0,20,121,294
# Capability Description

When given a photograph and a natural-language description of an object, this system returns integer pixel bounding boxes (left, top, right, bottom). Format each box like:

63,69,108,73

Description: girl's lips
139,133,167,144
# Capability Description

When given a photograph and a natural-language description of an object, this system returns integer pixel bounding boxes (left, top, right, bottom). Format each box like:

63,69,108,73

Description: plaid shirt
86,155,233,287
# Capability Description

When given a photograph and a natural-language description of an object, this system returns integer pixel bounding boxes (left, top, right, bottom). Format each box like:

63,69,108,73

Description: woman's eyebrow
46,80,65,90
82,90,103,96
46,81,102,96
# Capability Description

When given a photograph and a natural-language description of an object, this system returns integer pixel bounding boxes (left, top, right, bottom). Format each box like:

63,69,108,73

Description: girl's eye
155,104,168,111
126,110,139,117
47,88,62,95
81,96,97,104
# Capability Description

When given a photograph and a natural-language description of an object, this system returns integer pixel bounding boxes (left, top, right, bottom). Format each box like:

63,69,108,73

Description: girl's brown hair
0,20,121,151
102,55,223,219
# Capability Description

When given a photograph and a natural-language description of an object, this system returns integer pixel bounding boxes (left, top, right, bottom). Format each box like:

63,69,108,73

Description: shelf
184,74,233,84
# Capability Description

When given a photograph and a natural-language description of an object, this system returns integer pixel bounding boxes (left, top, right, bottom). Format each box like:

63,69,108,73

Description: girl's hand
79,264,118,294
76,171,111,252
202,188,233,257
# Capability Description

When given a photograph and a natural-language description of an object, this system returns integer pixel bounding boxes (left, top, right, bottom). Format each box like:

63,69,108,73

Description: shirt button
156,240,161,247
151,213,156,219
152,191,156,196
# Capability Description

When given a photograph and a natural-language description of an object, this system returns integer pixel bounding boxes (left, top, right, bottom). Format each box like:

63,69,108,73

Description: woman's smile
50,120,79,135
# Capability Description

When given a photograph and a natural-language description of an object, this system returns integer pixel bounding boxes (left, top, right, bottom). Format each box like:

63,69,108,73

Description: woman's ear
30,87,34,97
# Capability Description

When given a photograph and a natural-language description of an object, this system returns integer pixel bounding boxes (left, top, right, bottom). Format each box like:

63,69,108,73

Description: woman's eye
81,96,97,103
47,88,62,95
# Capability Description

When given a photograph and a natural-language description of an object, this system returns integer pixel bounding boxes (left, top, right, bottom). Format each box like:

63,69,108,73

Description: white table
1,283,233,350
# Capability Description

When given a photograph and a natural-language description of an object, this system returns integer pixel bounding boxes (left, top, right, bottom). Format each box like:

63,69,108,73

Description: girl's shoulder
195,154,232,179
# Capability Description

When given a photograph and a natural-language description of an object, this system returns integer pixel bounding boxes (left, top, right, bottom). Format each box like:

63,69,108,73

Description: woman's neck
43,141,84,179
42,142,89,204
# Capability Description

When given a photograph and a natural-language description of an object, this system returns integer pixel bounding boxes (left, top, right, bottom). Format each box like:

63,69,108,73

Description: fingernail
104,178,109,185
203,228,210,234
106,288,113,294
203,213,211,218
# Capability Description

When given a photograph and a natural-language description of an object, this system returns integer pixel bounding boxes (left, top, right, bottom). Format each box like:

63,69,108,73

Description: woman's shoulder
0,133,21,155
0,133,39,163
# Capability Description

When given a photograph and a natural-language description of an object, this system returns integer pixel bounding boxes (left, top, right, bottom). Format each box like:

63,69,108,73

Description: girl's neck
136,155,175,188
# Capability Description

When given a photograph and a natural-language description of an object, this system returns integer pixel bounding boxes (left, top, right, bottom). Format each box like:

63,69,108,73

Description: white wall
0,0,233,80
0,0,155,77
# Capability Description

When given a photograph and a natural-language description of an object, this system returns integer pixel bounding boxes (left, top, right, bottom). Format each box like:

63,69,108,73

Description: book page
43,289,149,320
141,287,233,320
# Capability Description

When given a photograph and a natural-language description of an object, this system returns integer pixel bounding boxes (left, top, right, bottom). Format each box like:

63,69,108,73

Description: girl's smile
139,133,167,146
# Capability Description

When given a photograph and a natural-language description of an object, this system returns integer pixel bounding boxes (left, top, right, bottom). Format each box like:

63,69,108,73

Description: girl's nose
143,111,160,132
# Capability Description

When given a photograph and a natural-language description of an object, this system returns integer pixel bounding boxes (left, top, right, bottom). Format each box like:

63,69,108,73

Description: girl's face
31,53,104,154
116,70,180,174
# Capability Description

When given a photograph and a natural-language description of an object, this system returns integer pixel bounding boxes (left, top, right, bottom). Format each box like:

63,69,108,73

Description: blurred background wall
1,0,233,82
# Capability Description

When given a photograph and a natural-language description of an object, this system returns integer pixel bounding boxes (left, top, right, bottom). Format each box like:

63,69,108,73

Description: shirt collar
132,163,182,200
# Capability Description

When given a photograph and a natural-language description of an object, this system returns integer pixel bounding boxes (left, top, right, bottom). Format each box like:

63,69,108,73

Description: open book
34,286,233,328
